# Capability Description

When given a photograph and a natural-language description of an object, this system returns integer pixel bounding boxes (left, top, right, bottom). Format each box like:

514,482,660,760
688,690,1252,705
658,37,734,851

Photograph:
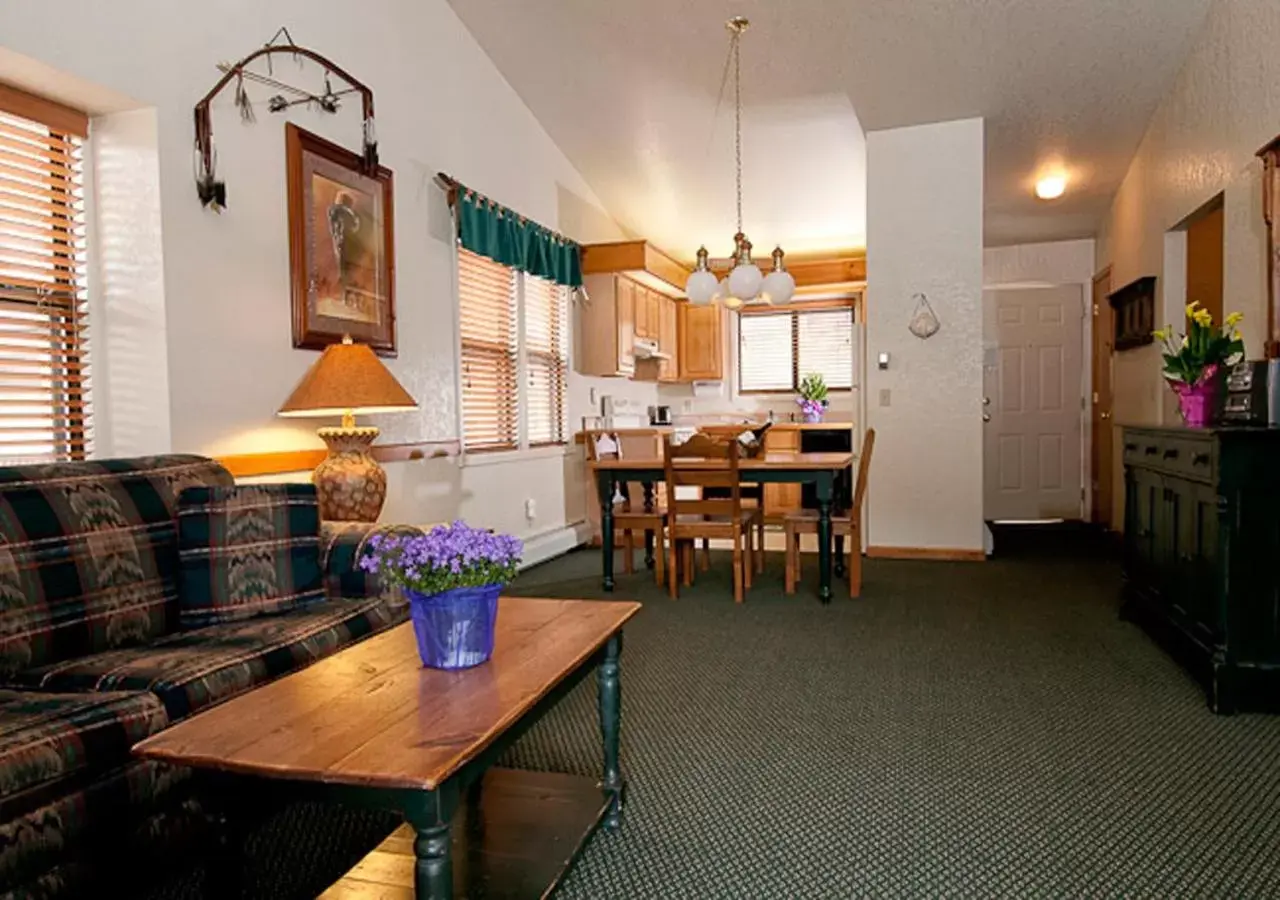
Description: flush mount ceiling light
685,17,795,309
1035,173,1068,200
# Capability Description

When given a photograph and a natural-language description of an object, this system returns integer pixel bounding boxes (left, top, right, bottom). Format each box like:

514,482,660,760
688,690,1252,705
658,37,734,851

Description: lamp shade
278,338,417,418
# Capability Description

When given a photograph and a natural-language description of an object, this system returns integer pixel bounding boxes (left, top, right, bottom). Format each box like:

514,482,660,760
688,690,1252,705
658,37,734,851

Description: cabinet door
658,296,678,381
1184,482,1221,642
615,277,636,375
763,429,802,515
1129,467,1161,586
644,288,661,340
631,283,652,339
678,303,724,381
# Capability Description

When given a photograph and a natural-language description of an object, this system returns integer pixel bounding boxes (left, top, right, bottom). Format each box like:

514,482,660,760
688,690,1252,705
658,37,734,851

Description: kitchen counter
574,422,852,442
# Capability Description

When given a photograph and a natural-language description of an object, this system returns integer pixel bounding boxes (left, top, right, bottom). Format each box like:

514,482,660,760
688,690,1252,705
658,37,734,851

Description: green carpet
144,531,1280,898
499,536,1280,898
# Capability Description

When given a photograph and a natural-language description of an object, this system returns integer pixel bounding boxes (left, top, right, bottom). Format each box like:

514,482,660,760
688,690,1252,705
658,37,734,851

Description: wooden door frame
1090,265,1114,529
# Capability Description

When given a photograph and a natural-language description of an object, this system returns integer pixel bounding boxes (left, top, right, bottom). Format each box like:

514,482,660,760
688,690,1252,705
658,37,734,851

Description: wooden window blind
458,249,517,451
0,89,90,463
523,273,568,447
738,304,856,393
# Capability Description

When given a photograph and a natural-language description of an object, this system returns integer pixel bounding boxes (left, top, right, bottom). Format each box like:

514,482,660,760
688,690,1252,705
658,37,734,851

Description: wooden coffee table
134,597,641,899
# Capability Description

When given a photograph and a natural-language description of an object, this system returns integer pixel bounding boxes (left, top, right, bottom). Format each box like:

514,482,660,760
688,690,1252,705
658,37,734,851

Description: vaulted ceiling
447,0,1214,257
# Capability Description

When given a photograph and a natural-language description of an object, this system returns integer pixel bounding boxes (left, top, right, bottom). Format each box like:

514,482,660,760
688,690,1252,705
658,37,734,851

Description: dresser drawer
1124,431,1216,482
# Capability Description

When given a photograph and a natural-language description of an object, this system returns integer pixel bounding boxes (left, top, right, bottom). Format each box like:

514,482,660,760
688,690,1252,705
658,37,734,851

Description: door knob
982,397,991,406
1101,411,1112,420
982,413,991,423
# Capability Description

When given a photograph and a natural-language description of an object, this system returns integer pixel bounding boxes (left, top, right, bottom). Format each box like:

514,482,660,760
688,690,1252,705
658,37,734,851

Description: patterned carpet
146,528,1280,898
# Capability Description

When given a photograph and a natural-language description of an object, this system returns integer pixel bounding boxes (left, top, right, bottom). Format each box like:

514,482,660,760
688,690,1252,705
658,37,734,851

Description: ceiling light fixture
1035,173,1068,200
686,17,794,309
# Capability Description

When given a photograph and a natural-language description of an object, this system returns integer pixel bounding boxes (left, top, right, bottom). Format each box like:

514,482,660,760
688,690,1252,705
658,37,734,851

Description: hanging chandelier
685,17,795,310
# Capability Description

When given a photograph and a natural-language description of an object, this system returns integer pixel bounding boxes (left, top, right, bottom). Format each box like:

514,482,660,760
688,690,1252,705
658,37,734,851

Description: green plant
1153,303,1244,387
798,373,829,404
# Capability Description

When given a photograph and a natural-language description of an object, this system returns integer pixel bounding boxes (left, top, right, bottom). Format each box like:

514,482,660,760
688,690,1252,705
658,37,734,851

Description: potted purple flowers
796,372,830,424
360,521,523,669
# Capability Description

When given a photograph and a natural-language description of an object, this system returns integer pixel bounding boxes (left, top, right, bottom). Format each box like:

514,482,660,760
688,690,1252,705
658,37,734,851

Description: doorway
1090,267,1114,528
983,286,1085,521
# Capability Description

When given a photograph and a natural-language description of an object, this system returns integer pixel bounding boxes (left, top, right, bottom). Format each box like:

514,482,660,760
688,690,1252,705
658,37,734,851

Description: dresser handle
1192,452,1210,466
1144,446,1158,455
1163,448,1180,460
1124,443,1138,452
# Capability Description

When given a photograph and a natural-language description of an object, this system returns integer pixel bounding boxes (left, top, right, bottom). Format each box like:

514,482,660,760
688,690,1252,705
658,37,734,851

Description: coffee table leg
598,633,625,830
414,822,453,899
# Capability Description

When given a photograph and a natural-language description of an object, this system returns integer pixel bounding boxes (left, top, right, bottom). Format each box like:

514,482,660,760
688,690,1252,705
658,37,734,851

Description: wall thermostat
877,352,891,370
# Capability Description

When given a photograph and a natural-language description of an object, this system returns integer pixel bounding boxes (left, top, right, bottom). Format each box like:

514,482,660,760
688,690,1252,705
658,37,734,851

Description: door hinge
1093,303,1100,317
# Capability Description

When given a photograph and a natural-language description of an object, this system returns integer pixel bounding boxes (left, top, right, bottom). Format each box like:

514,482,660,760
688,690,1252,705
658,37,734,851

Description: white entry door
983,286,1084,521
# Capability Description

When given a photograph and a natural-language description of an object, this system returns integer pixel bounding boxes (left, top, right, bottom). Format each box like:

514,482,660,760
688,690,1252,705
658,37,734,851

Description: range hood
633,337,671,361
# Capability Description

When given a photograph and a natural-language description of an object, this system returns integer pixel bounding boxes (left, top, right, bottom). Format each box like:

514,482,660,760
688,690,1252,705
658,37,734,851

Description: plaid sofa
0,456,418,899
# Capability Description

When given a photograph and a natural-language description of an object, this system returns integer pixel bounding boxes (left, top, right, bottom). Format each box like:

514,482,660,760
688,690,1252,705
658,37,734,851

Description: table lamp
278,336,417,521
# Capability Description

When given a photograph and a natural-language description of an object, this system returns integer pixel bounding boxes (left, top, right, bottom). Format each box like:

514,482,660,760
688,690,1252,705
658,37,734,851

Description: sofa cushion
0,690,168,803
12,597,400,720
321,521,424,601
0,758,191,896
0,456,234,677
177,484,324,628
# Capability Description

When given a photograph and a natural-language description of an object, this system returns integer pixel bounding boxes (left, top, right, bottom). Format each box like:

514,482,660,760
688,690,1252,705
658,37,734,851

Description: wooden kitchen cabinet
763,429,803,516
677,301,724,381
634,285,660,340
577,273,636,377
657,295,678,382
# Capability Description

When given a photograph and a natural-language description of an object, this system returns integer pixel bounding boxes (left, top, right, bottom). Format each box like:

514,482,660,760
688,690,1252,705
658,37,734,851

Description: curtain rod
434,172,578,247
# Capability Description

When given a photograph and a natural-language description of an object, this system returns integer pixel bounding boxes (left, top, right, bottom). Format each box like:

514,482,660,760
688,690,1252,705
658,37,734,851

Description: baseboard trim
867,546,986,562
519,522,590,570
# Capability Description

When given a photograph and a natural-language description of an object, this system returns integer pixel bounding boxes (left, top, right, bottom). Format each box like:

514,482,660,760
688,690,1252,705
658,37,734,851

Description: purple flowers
360,521,523,595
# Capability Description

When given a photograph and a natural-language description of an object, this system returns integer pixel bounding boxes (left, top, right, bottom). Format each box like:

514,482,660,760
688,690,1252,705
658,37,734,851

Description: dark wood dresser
1122,425,1280,713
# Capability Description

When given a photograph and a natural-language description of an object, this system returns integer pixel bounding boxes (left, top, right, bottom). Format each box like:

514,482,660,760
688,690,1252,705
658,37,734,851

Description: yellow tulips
1225,311,1244,328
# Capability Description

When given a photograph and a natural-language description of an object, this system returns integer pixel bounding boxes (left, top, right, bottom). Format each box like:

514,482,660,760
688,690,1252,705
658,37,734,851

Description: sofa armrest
320,521,425,602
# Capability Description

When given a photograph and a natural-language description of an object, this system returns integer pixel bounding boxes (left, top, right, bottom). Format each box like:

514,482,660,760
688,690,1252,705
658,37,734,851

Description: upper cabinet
678,302,724,381
578,273,635,377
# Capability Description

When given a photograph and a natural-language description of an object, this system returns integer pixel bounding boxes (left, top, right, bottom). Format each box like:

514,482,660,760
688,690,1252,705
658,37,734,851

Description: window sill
461,444,573,468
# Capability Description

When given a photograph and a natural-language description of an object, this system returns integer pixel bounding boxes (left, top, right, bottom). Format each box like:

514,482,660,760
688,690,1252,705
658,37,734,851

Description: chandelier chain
733,29,743,235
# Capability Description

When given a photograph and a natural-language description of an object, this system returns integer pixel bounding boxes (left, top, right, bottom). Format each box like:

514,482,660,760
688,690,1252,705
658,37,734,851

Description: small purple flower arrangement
796,372,830,424
361,521,523,669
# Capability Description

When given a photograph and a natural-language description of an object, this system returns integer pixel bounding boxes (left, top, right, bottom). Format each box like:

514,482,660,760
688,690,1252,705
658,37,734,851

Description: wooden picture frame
1108,276,1157,351
286,123,396,355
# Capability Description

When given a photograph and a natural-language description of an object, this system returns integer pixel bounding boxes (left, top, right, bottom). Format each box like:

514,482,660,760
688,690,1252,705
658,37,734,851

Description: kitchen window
738,302,856,394
457,248,568,452
0,86,90,462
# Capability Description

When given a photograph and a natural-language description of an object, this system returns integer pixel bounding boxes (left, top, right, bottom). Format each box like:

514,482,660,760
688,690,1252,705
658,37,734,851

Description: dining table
590,451,857,603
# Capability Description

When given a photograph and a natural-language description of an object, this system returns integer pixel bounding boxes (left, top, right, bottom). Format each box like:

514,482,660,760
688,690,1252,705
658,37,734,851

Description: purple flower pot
405,584,501,669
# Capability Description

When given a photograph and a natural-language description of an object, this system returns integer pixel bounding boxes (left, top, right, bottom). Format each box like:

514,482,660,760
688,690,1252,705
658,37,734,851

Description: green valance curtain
452,185,582,288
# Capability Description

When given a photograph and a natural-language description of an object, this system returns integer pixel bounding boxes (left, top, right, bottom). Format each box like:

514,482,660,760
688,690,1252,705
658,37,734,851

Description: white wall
0,0,643,546
1097,0,1280,526
866,118,985,553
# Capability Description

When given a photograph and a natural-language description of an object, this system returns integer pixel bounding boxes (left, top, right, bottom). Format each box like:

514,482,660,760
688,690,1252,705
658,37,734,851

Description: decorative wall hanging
1258,134,1280,358
1108,276,1157,351
287,124,396,355
908,293,941,339
193,27,378,211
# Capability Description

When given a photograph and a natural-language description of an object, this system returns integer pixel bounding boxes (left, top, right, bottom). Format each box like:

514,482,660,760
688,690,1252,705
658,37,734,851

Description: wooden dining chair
663,436,761,603
586,431,666,585
784,428,876,598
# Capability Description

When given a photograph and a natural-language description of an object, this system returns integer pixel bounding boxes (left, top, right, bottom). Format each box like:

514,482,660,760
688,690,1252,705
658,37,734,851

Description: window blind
0,96,90,463
458,249,517,451
738,305,856,393
523,273,568,446
797,309,854,389
738,314,793,392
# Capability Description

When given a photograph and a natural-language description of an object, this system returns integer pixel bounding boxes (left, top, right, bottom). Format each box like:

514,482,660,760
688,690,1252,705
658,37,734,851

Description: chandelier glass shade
685,17,791,310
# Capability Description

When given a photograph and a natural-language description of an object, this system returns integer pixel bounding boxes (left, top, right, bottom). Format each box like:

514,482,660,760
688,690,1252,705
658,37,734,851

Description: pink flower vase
1172,365,1218,428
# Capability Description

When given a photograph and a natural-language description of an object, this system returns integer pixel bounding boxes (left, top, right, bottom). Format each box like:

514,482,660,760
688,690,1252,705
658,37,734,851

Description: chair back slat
852,428,875,515
664,435,743,525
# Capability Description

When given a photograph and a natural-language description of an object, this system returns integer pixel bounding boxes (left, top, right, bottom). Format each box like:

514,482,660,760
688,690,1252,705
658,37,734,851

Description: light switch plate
879,389,891,407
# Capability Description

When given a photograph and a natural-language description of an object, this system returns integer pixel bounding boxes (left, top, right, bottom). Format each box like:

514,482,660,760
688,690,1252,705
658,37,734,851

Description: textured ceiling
446,0,1213,255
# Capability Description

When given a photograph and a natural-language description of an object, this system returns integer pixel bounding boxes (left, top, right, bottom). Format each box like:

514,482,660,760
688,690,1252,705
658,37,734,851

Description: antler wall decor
193,27,378,211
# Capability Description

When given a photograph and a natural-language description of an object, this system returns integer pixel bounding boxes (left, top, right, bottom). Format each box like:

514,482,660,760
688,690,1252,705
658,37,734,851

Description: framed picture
286,123,396,355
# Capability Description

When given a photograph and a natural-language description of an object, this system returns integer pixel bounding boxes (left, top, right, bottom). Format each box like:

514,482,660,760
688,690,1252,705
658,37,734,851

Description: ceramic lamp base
314,425,386,521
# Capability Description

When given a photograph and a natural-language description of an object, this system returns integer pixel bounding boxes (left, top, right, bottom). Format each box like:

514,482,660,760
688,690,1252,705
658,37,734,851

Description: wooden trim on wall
738,296,858,315
580,240,692,292
217,440,461,478
866,545,986,562
0,84,89,137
